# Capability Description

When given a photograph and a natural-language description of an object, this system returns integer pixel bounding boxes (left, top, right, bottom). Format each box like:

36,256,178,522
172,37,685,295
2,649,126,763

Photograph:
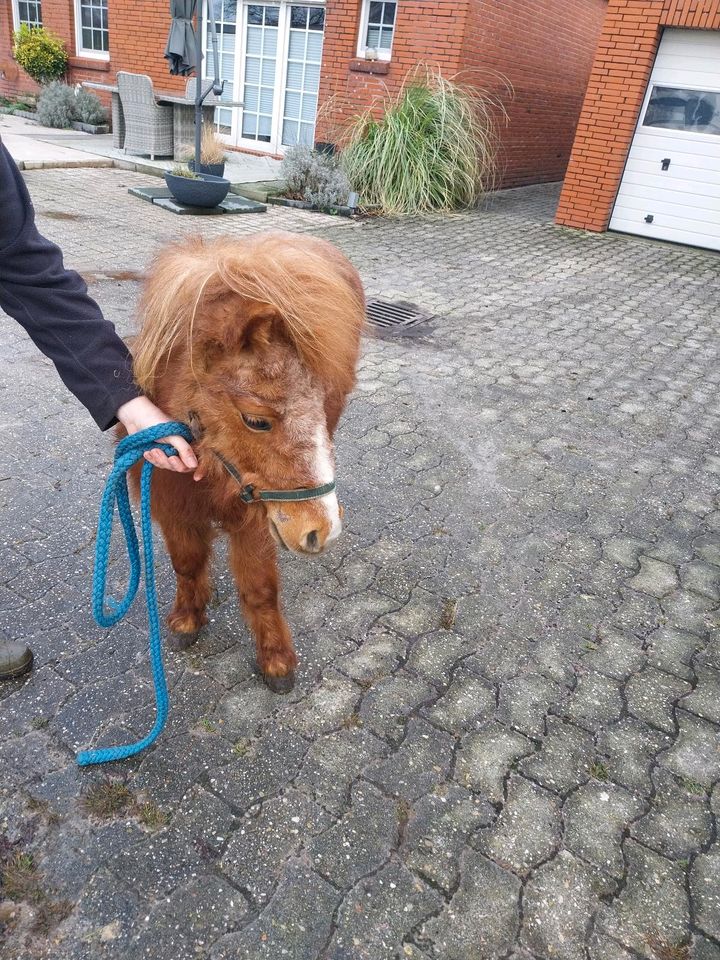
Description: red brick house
1,0,606,187
557,0,720,251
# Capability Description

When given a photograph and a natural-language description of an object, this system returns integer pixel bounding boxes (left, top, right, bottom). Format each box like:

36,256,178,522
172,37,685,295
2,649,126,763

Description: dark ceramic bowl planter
188,159,226,178
164,171,231,208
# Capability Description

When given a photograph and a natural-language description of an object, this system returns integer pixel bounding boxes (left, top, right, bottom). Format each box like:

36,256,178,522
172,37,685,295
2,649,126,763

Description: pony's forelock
133,233,365,395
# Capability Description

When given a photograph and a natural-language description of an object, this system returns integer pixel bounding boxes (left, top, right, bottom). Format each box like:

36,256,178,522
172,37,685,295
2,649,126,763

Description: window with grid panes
14,0,42,28
358,0,396,60
76,0,108,55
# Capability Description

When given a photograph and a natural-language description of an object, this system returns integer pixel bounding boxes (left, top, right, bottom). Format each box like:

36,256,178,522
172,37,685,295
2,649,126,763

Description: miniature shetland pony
128,232,365,692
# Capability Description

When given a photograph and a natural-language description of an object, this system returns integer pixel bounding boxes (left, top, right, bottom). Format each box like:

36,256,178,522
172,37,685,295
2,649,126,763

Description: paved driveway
1,170,719,960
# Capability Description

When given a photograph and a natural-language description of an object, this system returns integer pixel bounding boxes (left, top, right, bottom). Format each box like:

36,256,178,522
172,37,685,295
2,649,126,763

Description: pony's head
133,232,365,554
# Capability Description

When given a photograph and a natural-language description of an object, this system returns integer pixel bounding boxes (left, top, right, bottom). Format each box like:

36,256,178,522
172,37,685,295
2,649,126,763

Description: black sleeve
0,139,141,430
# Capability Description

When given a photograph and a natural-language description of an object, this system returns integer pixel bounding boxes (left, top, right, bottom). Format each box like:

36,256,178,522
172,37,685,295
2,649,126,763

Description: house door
206,1,325,154
610,29,720,251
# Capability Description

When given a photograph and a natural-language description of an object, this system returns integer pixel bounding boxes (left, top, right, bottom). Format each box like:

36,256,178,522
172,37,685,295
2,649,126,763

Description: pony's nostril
305,530,319,551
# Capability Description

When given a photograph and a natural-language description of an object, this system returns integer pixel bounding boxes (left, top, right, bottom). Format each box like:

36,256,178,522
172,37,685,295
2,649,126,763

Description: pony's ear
239,311,275,351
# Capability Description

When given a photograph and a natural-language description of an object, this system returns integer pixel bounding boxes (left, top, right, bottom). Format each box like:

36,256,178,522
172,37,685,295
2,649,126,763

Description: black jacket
0,139,140,429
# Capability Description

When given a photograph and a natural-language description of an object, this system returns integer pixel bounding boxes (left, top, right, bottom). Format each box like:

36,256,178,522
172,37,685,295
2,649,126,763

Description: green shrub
280,144,351,208
13,24,68,86
74,89,107,126
36,81,76,129
170,164,199,179
339,65,509,215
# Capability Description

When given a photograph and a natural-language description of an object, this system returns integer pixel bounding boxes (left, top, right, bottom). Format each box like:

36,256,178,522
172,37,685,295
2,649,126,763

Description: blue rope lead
76,422,194,767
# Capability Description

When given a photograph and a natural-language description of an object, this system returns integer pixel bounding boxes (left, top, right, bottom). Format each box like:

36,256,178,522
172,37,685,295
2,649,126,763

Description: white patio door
206,1,325,153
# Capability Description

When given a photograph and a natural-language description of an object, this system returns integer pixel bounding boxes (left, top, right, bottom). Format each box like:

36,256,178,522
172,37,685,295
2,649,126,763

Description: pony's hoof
167,630,200,651
264,671,295,694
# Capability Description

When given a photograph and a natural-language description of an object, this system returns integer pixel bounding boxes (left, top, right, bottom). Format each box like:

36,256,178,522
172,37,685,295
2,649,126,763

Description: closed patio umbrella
164,0,197,76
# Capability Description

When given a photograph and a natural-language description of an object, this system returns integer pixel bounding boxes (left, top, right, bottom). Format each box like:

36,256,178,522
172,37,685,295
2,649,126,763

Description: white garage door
610,29,720,251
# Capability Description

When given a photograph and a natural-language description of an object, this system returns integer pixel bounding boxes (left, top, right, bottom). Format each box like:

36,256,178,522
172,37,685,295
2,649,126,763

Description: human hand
116,396,203,480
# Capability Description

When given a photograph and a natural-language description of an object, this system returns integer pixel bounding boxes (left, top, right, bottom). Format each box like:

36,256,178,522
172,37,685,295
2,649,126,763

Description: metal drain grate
366,299,434,330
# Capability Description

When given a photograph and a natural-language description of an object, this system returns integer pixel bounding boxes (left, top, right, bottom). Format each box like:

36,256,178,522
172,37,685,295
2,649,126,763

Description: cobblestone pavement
1,168,719,960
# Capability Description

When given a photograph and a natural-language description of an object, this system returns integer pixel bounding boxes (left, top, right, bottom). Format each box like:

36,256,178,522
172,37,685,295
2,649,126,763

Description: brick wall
460,0,607,187
317,0,606,187
316,0,467,145
556,0,720,231
0,0,184,104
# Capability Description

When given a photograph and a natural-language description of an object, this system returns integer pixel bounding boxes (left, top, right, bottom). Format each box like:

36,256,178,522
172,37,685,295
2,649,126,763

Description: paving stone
209,725,309,812
597,840,690,958
625,667,692,734
404,784,494,893
566,670,624,732
220,789,326,906
336,626,407,681
647,627,703,682
288,672,361,737
425,669,495,734
659,712,720,788
523,852,615,960
496,673,562,738
366,718,455,801
519,717,594,794
421,850,521,959
210,860,341,960
308,781,398,889
293,727,389,815
329,859,442,960
0,665,74,737
631,769,712,859
359,673,434,745
476,774,561,875
691,848,720,941
129,876,250,960
680,561,720,601
587,930,637,960
692,934,720,960
454,722,534,802
598,718,672,795
405,630,475,682
682,664,720,725
564,781,645,879
663,590,716,635
582,625,646,681
629,557,679,598
380,588,445,637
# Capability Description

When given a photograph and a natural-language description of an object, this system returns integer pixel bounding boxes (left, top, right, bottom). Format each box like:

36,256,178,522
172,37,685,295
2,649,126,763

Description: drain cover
366,300,434,330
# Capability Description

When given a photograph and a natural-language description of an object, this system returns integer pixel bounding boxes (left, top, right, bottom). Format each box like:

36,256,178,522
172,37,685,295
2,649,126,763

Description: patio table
82,81,241,160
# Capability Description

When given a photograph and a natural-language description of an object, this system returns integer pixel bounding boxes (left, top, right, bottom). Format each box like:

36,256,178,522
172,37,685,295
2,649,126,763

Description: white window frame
74,0,110,60
11,0,43,30
356,0,396,62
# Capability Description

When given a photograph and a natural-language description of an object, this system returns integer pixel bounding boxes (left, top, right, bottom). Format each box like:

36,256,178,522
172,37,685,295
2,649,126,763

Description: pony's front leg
228,516,297,694
159,519,213,649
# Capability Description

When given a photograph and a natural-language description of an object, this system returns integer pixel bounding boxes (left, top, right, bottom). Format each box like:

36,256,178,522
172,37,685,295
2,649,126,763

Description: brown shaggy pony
127,231,365,692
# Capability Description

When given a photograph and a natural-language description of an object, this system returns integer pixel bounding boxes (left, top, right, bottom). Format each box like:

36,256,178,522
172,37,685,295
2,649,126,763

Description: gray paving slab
1,170,719,958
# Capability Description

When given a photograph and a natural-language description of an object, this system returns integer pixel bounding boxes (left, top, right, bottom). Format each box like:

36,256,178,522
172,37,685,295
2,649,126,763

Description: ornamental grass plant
339,65,509,215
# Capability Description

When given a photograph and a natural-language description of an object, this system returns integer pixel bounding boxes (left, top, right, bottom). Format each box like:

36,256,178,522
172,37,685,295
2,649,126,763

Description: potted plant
164,163,231,208
185,124,228,177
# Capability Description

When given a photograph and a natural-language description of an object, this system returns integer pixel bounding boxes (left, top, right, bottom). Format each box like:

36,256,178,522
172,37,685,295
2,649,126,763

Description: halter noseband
188,412,336,505
214,451,336,503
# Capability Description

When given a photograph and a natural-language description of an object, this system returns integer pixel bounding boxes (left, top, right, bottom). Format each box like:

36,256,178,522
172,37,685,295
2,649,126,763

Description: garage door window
643,86,720,136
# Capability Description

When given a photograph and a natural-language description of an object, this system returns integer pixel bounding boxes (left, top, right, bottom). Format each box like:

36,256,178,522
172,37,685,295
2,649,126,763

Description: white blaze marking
313,424,341,543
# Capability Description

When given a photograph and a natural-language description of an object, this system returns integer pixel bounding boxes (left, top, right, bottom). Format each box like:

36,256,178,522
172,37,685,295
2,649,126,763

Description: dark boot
0,641,33,680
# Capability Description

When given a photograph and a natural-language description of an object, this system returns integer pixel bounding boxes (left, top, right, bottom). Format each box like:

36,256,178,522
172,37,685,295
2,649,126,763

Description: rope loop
76,422,193,767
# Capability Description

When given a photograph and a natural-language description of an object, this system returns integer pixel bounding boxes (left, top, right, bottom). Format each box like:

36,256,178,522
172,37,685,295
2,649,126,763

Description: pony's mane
133,232,365,394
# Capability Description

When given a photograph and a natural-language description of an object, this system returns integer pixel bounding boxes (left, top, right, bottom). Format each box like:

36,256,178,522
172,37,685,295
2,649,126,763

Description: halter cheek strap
188,412,336,505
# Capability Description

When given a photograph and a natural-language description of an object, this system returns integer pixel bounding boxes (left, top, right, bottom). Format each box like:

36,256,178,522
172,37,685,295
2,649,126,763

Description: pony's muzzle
266,498,343,555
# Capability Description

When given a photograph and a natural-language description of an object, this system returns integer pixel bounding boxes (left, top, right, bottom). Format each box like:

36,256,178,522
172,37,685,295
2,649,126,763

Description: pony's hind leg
228,517,297,694
160,521,213,650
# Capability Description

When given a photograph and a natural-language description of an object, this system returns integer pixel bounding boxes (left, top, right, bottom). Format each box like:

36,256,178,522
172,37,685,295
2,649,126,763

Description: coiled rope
76,422,193,767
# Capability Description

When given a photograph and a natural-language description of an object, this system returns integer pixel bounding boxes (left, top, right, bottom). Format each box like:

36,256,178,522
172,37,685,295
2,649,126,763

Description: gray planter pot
164,171,231,208
188,160,226,178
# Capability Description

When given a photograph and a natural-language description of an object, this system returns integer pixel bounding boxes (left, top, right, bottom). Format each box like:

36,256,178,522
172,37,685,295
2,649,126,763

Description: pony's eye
242,413,272,432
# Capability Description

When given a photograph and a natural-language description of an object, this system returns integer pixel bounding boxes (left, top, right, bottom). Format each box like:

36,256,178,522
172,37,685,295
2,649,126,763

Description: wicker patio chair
116,72,174,159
